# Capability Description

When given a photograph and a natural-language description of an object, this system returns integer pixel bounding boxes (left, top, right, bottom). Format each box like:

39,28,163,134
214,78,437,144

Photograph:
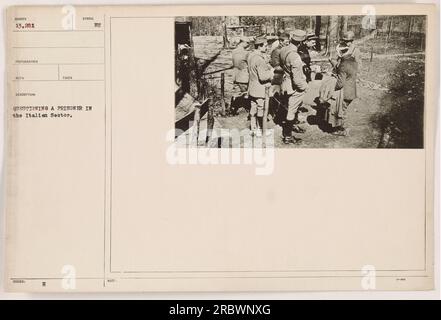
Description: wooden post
403,37,407,55
206,99,214,145
193,106,201,146
220,72,226,116
262,86,270,148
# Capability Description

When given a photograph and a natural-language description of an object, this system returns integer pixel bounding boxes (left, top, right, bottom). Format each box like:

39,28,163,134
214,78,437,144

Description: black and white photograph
175,15,426,148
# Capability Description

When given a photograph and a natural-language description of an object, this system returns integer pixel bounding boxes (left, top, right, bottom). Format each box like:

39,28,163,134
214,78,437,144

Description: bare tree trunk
222,16,229,48
383,17,389,54
315,16,322,51
325,18,329,55
336,17,340,43
327,16,339,57
387,16,394,41
384,16,389,38
407,16,414,38
342,16,348,34
309,16,313,30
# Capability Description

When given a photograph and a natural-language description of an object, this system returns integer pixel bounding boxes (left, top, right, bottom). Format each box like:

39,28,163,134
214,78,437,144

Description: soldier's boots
229,97,238,116
229,94,251,116
257,116,263,130
282,120,301,144
292,111,306,134
292,125,306,134
283,136,301,144
331,126,349,136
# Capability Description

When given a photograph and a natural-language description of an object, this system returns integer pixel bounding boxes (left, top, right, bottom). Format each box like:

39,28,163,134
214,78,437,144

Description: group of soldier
230,28,360,144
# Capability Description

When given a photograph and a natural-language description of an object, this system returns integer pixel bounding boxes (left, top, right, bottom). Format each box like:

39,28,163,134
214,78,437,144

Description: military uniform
330,31,360,135
279,30,308,143
269,33,289,88
270,45,282,69
340,31,362,71
335,55,358,101
269,39,280,55
232,45,250,90
247,39,273,133
299,29,319,83
297,43,312,82
230,38,250,115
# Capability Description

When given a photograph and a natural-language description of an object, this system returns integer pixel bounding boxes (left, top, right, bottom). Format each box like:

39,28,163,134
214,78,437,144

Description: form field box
59,64,104,81
12,31,104,48
13,64,58,81
13,47,104,65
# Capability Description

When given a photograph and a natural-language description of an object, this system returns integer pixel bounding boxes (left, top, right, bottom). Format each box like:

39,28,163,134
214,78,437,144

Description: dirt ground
190,36,425,149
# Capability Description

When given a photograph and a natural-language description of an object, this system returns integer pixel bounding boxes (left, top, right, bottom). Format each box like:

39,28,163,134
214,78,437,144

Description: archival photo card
3,4,436,292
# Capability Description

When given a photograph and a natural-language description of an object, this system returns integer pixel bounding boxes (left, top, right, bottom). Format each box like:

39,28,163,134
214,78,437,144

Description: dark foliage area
370,58,425,148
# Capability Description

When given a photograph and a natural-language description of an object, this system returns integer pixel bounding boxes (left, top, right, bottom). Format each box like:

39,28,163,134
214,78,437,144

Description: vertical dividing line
103,14,107,288
109,16,113,275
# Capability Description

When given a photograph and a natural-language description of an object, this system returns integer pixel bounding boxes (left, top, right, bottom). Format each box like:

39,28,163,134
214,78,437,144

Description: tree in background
222,16,229,48
315,16,322,51
326,15,339,57
341,16,348,36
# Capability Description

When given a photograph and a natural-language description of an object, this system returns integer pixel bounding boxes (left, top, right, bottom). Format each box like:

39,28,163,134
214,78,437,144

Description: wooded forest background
177,15,426,55
175,15,426,148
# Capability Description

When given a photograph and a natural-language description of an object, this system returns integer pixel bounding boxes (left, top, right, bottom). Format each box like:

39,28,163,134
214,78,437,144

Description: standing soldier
270,32,290,94
331,31,362,72
230,36,250,115
331,34,359,136
247,36,274,137
279,29,308,144
341,31,362,69
269,29,285,55
321,31,359,136
297,28,318,83
269,32,289,126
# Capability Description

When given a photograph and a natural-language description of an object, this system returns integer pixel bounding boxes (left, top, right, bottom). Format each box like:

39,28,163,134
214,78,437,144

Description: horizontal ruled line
13,63,105,65
12,79,104,82
13,46,104,49
13,30,103,33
